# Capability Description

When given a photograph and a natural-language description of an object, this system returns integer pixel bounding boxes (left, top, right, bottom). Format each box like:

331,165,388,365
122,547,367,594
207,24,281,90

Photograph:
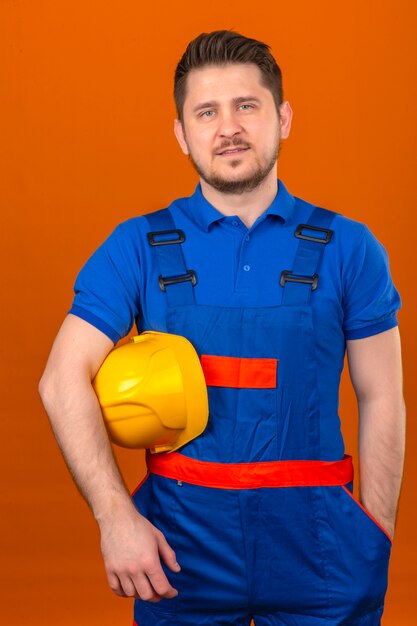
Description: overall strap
280,206,337,306
146,208,196,307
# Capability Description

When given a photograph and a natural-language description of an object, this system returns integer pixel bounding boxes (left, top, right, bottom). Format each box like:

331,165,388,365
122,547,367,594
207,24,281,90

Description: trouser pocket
317,485,391,622
340,484,392,542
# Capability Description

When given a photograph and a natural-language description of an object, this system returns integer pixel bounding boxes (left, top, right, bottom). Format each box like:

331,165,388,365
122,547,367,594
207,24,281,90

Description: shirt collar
187,179,295,232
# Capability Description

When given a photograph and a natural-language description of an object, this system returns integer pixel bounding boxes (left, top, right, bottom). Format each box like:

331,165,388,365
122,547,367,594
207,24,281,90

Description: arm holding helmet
39,313,181,602
347,326,405,540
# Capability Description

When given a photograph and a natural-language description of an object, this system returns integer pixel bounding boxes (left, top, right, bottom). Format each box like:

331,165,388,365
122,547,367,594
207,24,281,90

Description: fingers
107,572,130,598
106,557,179,601
142,558,178,599
156,528,181,574
108,571,161,602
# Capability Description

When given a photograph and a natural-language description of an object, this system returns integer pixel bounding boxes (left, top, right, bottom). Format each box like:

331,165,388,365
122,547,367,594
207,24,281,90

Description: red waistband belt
146,452,354,489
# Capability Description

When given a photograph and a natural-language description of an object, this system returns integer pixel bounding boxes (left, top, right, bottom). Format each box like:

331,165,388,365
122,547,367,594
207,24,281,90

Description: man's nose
217,110,243,138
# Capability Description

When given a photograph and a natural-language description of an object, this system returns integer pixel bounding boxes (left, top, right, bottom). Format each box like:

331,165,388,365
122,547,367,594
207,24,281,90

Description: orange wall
1,1,416,624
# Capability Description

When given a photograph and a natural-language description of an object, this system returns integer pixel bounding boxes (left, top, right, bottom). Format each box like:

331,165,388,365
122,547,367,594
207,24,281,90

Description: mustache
214,138,251,154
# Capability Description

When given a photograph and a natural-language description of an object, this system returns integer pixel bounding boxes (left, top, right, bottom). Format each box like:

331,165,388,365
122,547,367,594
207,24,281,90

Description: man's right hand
99,506,181,602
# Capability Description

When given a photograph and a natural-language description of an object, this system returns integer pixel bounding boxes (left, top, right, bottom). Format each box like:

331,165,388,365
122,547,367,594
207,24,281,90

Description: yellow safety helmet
93,331,208,453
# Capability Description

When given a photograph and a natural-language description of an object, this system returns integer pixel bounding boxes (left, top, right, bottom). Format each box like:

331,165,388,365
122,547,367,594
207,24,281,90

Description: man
39,30,405,626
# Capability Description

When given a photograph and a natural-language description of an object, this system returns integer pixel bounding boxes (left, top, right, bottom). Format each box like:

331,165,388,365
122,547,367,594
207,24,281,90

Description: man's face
174,63,292,194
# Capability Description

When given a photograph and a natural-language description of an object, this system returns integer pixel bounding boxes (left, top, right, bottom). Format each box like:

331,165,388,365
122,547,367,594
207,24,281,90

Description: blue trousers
132,475,391,625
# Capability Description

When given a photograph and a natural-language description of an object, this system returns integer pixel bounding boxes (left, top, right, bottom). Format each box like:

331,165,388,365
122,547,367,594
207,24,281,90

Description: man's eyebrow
192,101,218,114
233,96,261,105
192,96,261,114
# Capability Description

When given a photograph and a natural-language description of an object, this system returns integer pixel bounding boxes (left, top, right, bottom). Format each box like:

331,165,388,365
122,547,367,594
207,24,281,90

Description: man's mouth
217,147,250,156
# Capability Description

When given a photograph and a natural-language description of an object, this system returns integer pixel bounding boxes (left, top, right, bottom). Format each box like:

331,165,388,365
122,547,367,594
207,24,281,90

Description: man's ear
174,119,190,155
278,101,293,140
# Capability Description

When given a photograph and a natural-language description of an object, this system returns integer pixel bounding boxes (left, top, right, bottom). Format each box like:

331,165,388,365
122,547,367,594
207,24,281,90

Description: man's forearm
39,370,135,522
358,397,406,538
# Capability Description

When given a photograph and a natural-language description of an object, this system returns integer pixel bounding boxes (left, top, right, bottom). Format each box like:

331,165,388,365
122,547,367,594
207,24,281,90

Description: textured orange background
1,1,416,624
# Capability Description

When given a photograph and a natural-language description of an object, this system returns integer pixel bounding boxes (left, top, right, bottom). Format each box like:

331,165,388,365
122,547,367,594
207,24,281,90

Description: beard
188,138,281,195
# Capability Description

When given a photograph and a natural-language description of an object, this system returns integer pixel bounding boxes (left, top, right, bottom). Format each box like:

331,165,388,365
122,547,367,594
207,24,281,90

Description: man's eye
201,111,215,117
239,104,253,110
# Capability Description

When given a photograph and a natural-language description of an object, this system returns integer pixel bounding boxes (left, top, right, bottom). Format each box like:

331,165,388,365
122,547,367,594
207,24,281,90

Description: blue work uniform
70,181,401,625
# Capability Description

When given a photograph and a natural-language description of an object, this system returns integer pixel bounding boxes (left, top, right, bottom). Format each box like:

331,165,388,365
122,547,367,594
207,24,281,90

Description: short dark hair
174,30,283,121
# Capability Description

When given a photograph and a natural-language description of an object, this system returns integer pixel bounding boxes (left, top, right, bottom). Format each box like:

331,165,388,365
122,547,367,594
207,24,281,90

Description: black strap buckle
280,270,319,291
158,270,197,292
147,229,185,246
295,224,333,244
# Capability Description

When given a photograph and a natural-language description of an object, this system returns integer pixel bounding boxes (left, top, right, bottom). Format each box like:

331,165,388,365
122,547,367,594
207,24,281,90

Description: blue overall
132,207,392,626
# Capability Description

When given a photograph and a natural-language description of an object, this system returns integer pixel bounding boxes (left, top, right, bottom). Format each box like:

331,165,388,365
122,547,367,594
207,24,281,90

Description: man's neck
200,172,278,229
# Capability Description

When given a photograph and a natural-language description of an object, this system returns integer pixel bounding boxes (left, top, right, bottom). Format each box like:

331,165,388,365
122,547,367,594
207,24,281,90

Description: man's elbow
38,367,59,412
39,361,73,411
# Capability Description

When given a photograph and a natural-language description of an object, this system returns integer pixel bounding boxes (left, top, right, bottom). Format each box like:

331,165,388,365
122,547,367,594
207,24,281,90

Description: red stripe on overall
200,354,278,388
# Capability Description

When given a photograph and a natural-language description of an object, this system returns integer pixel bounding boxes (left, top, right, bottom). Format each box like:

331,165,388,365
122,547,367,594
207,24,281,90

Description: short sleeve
69,222,141,343
342,225,401,340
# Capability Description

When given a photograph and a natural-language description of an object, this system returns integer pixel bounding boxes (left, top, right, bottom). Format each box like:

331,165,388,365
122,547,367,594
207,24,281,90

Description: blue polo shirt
69,180,401,457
